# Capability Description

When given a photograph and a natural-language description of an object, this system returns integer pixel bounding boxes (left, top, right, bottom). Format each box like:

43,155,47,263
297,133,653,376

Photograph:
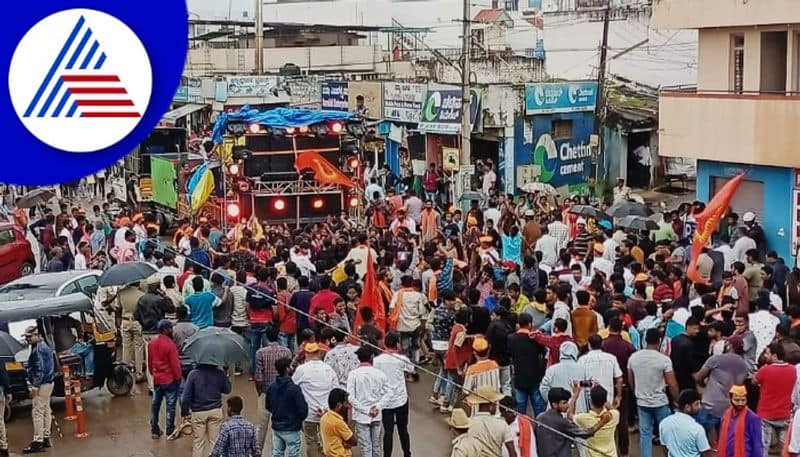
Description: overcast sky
188,0,252,19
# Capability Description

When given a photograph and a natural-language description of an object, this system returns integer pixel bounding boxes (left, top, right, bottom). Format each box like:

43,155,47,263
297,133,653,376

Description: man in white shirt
292,343,338,457
404,192,424,224
534,226,558,268
290,245,317,277
589,244,614,279
552,285,573,336
391,275,428,363
578,335,623,406
373,333,415,457
749,298,780,360
342,234,378,279
347,346,391,457
715,243,735,271
481,164,497,197
389,209,417,235
732,227,756,265
365,178,385,203
484,203,501,231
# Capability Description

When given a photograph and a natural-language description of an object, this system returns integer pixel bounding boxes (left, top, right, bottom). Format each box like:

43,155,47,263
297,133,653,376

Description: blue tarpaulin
212,105,354,143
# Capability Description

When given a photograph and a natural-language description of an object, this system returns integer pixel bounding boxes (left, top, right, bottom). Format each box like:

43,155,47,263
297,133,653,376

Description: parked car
0,270,102,302
0,223,35,285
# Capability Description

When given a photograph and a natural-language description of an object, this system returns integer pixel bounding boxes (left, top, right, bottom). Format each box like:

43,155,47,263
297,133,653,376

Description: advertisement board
524,82,598,115
227,76,280,98
321,81,349,111
418,87,483,134
383,82,427,123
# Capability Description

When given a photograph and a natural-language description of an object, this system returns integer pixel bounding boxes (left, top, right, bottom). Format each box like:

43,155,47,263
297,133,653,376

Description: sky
187,0,252,19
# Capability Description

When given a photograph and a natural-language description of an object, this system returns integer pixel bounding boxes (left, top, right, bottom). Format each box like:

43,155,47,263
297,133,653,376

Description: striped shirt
462,359,500,394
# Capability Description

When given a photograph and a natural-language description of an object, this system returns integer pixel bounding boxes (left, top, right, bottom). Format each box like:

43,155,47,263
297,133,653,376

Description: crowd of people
4,168,800,457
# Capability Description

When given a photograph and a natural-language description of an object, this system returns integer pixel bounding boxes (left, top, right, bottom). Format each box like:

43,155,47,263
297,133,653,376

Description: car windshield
0,283,58,301
7,319,34,363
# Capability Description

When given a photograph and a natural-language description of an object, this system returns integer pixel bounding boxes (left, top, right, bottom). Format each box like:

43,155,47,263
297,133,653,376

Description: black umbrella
99,261,158,287
605,201,653,218
182,327,249,367
0,331,24,359
16,188,56,209
569,205,610,221
616,215,659,232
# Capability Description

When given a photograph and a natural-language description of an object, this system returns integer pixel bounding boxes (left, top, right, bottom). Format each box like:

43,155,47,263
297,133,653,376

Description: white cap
576,217,587,225
743,211,755,222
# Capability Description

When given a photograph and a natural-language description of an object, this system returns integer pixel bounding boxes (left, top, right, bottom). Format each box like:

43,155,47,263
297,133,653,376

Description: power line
129,233,616,457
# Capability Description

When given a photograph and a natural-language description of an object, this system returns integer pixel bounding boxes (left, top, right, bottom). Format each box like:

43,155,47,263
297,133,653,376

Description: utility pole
593,1,610,195
254,0,264,74
459,0,472,197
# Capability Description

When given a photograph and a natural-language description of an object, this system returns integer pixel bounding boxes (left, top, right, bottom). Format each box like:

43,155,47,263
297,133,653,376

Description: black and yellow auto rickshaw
1,293,134,420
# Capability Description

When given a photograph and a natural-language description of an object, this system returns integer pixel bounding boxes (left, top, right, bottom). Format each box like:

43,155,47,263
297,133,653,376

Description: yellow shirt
320,410,353,457
573,409,620,457
512,294,531,315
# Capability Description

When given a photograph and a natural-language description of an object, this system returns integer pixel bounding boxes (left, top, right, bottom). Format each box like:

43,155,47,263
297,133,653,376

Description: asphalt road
4,372,456,457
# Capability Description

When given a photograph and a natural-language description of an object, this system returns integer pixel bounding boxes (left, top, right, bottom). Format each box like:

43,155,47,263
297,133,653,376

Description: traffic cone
72,379,88,438
63,366,76,421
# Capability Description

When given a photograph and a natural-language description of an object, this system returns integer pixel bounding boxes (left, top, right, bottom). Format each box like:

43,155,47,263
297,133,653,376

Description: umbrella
605,201,653,218
616,215,659,232
520,182,557,195
0,331,23,359
569,205,610,221
99,261,158,287
16,188,56,209
182,327,249,367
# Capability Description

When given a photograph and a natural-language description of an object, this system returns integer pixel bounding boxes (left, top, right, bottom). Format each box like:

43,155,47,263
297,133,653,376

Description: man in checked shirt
210,396,260,457
254,326,292,449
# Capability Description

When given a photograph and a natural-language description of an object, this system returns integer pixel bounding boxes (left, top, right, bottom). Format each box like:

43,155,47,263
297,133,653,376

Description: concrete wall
659,92,800,168
697,29,729,91
696,160,794,262
652,0,800,30
185,45,380,75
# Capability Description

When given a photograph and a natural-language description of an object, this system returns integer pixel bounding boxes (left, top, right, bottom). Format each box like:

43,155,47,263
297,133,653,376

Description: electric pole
459,0,472,197
254,0,264,74
593,1,610,194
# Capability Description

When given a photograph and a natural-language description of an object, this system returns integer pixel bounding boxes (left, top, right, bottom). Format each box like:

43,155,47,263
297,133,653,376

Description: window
760,31,787,93
552,119,572,140
731,34,744,94
59,281,80,296
76,275,100,297
0,230,14,246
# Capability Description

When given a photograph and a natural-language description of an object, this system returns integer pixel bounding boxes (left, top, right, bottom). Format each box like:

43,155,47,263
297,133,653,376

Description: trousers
0,392,7,450
32,383,54,442
302,421,323,457
191,408,224,457
120,320,144,377
354,422,382,457
382,403,410,457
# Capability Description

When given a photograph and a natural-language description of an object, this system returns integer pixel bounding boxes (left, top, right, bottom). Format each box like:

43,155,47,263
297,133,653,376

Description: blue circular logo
2,0,187,185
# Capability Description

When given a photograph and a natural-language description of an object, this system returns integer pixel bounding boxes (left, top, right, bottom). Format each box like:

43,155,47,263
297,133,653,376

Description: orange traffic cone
63,366,76,421
72,379,88,438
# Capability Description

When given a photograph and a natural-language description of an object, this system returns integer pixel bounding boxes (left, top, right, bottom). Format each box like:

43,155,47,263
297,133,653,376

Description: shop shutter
711,177,764,224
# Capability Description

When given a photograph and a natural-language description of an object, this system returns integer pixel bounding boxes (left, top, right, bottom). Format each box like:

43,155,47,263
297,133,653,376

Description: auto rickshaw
1,293,134,420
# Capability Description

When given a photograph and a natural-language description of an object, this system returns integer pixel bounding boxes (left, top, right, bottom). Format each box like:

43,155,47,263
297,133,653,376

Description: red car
0,222,35,285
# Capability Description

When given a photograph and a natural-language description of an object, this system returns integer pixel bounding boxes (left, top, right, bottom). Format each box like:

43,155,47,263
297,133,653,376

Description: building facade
653,0,800,261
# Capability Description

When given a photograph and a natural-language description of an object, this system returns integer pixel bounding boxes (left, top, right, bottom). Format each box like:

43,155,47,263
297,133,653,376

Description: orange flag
295,151,355,188
686,173,745,285
352,248,386,335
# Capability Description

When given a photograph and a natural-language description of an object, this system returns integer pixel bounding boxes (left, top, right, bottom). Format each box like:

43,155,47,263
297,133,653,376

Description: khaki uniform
118,286,145,378
0,391,7,450
32,383,54,442
191,408,224,457
450,433,482,457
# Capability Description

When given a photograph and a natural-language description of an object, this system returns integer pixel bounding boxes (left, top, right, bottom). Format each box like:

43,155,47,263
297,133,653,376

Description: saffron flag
686,173,745,285
352,248,386,336
295,151,355,188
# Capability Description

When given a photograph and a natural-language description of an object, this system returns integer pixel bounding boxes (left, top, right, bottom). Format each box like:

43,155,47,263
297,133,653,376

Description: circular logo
423,92,441,122
568,85,579,105
1,1,186,185
8,9,152,153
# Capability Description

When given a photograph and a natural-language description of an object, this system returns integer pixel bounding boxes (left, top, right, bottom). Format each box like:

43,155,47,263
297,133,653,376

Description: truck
118,127,215,231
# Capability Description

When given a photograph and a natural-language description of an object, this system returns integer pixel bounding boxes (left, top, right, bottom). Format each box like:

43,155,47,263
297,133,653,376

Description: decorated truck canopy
212,105,355,143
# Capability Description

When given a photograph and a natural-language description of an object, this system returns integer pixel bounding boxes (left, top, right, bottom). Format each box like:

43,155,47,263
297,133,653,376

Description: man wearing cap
448,409,480,457
292,342,338,457
742,212,766,253
462,337,501,405
466,386,516,457
22,326,55,454
717,384,762,457
148,320,182,439
137,276,177,389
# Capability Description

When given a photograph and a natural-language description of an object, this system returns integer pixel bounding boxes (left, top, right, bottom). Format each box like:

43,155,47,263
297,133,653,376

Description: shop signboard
226,75,281,98
187,77,202,103
173,86,188,102
524,82,598,115
383,82,427,123
532,133,594,188
418,87,483,134
320,81,349,111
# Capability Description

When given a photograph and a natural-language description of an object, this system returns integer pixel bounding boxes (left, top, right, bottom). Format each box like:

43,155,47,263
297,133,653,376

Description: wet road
4,372,455,457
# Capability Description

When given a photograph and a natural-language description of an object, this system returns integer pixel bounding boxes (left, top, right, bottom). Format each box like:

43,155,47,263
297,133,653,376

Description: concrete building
654,0,800,261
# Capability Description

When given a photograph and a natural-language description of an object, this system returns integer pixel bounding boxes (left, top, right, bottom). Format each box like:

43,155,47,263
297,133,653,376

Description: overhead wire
129,232,616,457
